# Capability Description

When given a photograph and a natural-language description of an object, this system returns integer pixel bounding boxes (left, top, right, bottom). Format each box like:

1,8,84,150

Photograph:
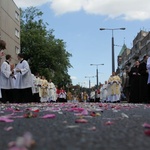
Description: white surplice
47,82,56,102
13,60,33,89
101,84,108,102
0,61,13,89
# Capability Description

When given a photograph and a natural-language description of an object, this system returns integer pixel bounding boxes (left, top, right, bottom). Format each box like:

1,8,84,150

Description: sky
14,0,150,87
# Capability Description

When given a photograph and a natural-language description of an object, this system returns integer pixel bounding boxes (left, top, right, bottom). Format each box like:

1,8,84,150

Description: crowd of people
0,53,67,103
96,55,150,103
89,72,122,103
0,53,150,104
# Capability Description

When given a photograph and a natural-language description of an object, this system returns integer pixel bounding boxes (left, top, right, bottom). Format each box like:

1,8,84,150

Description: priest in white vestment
13,53,33,103
39,76,48,102
107,72,121,103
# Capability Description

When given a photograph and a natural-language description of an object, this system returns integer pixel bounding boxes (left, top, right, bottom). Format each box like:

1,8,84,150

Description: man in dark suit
139,55,149,103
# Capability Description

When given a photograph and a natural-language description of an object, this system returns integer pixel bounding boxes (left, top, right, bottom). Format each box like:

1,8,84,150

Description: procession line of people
0,53,67,103
1,53,150,104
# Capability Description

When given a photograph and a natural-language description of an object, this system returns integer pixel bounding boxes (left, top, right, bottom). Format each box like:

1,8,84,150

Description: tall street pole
96,67,98,88
112,30,115,72
99,28,125,73
85,76,95,89
90,64,104,89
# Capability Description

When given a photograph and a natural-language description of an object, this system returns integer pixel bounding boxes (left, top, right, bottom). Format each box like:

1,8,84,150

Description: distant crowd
89,55,150,104
0,53,150,104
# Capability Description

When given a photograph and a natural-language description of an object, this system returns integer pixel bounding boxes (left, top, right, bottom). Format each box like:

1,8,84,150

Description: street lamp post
85,76,95,89
90,64,104,88
99,28,125,72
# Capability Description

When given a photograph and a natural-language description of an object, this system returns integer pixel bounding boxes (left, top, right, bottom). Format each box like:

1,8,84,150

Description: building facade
0,0,20,65
117,30,150,84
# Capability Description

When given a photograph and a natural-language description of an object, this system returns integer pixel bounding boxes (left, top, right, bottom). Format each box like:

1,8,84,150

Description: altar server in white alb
47,79,57,102
31,73,41,102
39,76,48,102
100,81,108,102
13,53,33,103
0,54,14,103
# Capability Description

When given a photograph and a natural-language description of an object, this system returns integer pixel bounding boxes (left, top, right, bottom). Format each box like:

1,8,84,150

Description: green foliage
20,7,72,86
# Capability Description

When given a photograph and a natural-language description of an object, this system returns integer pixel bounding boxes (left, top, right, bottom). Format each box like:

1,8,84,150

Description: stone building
117,30,150,77
0,0,20,65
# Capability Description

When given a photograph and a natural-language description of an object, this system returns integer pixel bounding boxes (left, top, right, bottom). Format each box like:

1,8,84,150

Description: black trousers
89,99,95,102
57,98,67,102
95,98,100,102
12,88,33,103
1,89,13,103
32,93,40,103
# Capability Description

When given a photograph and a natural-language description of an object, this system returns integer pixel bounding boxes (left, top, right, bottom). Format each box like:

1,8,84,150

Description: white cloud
70,76,77,80
50,0,85,15
14,0,150,20
13,0,50,8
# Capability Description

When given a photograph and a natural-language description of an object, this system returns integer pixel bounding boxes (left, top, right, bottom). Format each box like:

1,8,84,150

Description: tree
20,7,72,86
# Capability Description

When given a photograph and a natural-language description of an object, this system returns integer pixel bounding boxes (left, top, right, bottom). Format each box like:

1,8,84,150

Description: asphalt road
0,102,150,150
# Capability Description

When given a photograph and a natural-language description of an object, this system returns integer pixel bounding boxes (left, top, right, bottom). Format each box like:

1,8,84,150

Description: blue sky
14,0,150,87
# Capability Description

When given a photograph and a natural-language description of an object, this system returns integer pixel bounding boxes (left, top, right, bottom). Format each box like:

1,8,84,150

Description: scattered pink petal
6,108,14,112
142,123,150,128
75,118,88,123
90,112,96,117
4,126,13,131
8,141,16,148
41,114,56,119
69,108,85,113
114,106,121,110
105,121,114,125
88,126,96,131
13,110,24,113
11,115,24,119
81,109,88,115
24,112,37,118
32,108,40,112
144,130,150,136
25,108,32,111
23,132,34,148
8,132,35,150
0,117,14,122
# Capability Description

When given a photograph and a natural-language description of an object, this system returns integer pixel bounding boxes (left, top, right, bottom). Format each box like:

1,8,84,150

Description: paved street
0,102,150,150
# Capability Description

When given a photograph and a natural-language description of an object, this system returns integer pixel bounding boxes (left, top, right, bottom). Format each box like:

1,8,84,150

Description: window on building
15,11,19,21
15,46,20,54
15,29,20,38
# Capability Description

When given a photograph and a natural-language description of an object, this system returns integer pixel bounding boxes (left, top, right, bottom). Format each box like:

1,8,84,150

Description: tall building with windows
117,30,150,80
0,0,20,65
